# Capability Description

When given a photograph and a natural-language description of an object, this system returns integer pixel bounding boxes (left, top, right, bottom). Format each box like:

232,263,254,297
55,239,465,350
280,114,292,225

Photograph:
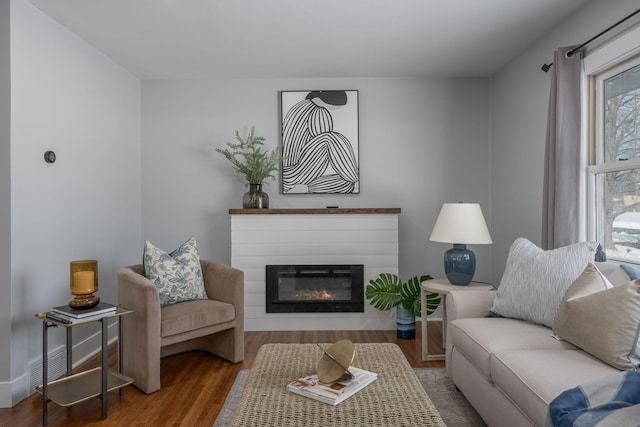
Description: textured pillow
143,237,208,307
553,275,640,370
490,238,597,327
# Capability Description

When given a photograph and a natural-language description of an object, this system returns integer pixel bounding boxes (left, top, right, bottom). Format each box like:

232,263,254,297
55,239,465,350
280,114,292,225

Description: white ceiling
27,0,594,80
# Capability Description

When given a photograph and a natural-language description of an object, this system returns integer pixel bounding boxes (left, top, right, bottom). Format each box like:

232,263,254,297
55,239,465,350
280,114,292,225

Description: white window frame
585,26,640,262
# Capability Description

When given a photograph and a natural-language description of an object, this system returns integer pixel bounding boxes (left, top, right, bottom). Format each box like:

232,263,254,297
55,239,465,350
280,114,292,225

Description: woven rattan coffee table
227,343,445,426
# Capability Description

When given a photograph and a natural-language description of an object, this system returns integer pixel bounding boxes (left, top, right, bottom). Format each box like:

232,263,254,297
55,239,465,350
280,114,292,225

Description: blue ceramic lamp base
444,244,476,286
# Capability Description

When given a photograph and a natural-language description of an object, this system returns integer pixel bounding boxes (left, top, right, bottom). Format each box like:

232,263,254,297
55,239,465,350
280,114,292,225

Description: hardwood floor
0,321,445,427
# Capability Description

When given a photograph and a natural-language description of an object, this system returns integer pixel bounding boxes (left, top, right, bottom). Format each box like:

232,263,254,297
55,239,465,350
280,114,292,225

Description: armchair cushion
143,237,208,307
161,299,236,338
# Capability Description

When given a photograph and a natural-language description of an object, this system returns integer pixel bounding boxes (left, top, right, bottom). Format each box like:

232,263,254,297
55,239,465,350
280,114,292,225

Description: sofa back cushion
595,261,632,286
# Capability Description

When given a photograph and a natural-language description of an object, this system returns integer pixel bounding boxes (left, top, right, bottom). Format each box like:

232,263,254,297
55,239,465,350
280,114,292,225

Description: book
45,311,111,325
286,366,377,406
51,302,117,319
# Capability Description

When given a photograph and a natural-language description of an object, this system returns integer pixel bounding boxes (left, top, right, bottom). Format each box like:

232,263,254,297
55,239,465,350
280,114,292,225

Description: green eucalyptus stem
216,126,281,185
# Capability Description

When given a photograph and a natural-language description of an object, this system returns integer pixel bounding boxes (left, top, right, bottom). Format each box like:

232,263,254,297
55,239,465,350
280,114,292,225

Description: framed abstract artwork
280,90,359,194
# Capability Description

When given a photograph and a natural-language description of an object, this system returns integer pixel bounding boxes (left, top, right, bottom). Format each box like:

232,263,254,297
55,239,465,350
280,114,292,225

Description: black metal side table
35,306,133,425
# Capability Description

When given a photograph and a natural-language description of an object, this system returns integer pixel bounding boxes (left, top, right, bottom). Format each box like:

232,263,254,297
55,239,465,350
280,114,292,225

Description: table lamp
429,203,492,285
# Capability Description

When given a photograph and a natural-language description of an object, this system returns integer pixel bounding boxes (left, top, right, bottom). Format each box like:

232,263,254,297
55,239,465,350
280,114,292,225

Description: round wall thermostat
44,151,56,163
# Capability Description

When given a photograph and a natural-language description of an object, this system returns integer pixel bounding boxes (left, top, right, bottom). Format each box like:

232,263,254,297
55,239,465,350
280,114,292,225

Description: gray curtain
542,46,582,250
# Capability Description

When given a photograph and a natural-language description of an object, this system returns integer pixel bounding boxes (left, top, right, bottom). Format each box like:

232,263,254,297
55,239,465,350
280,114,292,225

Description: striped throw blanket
546,371,640,427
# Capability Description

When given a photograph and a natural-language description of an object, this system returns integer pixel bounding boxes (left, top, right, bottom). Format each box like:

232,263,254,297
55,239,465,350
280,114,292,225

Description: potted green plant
365,273,441,339
216,126,281,208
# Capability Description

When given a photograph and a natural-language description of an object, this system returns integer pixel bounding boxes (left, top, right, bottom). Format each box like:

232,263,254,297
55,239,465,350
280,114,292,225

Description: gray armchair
117,260,244,394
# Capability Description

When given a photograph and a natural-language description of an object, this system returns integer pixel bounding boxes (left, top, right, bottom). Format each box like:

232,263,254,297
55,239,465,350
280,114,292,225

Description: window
588,55,640,264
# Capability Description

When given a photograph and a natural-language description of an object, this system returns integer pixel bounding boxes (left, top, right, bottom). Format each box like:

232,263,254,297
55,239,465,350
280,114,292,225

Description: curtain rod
541,7,640,72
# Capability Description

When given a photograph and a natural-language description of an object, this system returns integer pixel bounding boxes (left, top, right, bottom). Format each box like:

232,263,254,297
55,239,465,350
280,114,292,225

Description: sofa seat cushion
450,318,577,379
490,349,620,427
161,299,236,338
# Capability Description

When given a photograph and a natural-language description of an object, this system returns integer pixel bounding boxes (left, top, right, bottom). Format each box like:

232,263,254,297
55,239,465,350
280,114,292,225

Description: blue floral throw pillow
143,237,208,307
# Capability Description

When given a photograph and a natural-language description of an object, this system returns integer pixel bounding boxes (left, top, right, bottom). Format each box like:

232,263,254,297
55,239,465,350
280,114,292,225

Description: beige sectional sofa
445,262,632,427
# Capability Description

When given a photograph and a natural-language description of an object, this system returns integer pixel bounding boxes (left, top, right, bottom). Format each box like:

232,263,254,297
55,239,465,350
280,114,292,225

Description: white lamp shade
430,203,492,245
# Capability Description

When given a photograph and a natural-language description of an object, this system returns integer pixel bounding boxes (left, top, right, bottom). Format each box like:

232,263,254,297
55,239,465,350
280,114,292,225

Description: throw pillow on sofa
490,237,597,327
553,266,640,371
553,262,612,333
620,263,640,280
143,237,208,307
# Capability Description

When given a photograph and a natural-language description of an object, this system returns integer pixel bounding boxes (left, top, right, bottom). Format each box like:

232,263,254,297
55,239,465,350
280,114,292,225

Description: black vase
243,184,269,209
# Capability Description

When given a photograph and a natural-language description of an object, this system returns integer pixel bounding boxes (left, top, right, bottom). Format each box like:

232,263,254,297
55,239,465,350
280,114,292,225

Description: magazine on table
45,311,111,325
51,302,117,318
287,366,377,406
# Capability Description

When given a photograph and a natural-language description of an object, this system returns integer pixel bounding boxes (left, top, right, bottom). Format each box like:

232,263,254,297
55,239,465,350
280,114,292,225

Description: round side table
420,278,493,361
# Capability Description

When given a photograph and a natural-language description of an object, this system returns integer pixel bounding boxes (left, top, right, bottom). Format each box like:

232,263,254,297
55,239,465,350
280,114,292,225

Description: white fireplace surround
230,208,400,331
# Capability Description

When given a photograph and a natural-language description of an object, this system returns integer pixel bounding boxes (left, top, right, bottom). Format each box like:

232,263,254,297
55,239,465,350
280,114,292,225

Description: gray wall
141,78,493,288
4,0,640,407
490,0,640,285
4,0,141,405
0,0,12,404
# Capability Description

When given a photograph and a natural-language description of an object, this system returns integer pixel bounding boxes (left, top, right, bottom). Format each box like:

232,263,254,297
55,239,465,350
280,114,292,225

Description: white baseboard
0,374,28,408
0,320,119,408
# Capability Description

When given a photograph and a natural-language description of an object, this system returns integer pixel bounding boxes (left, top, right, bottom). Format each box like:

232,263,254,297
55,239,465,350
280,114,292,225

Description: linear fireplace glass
266,264,364,313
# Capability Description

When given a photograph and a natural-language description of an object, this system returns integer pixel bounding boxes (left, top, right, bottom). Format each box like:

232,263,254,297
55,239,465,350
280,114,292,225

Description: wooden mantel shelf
228,208,401,215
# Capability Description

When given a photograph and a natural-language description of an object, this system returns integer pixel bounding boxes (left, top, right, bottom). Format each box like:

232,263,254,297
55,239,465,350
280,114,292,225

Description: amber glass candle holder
69,260,99,309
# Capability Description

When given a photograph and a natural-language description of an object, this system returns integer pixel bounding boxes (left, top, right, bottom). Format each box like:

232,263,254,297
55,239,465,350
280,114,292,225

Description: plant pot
396,305,416,340
243,184,269,209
